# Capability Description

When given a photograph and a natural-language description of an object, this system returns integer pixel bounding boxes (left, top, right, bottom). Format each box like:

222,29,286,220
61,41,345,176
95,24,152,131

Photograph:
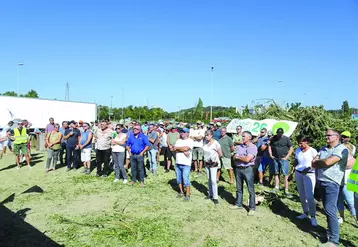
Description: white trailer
0,96,97,129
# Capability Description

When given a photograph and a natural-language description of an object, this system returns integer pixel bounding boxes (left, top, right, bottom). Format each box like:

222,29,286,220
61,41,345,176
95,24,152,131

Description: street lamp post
277,80,282,106
210,66,214,121
17,63,24,96
109,96,113,121
121,88,124,120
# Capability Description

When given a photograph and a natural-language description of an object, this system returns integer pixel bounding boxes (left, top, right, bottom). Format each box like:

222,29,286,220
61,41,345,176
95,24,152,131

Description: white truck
0,96,97,129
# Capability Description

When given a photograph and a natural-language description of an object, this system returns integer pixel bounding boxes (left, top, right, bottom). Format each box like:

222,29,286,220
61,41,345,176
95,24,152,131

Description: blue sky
1,0,358,112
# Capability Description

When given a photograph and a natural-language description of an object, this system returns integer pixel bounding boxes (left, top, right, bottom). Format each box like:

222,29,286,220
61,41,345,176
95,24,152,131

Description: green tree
24,90,39,98
194,98,204,121
341,100,351,119
2,91,17,96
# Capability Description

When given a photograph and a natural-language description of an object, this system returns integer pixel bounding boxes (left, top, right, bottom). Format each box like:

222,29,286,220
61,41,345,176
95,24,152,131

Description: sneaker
311,217,318,227
123,179,128,184
248,210,255,216
285,191,292,198
96,173,101,177
213,199,219,205
271,188,280,194
318,242,337,247
129,181,136,185
81,169,87,174
102,174,108,178
176,193,184,198
296,214,309,220
113,179,120,183
230,205,243,210
16,165,21,170
140,182,145,187
28,165,32,169
184,196,190,201
85,169,91,175
204,196,212,200
165,169,170,173
338,217,343,224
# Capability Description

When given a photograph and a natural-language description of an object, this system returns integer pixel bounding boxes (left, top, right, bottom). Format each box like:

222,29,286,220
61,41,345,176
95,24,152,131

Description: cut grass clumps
50,213,183,247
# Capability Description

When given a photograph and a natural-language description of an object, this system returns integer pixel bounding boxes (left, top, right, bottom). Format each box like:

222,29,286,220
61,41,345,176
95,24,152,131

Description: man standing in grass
313,129,348,247
218,127,235,184
190,121,205,175
126,124,150,187
231,131,257,216
268,128,293,196
64,120,81,171
7,120,31,169
174,127,194,201
147,124,159,175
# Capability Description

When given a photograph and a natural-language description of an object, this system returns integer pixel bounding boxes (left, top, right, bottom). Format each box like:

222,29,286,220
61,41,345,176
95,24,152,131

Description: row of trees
1,90,39,98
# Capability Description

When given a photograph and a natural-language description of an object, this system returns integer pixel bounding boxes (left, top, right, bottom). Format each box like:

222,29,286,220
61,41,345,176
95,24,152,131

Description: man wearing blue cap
174,127,194,201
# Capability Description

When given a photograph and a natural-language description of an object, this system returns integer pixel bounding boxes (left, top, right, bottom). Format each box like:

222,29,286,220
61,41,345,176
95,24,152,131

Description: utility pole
210,66,214,121
65,82,70,101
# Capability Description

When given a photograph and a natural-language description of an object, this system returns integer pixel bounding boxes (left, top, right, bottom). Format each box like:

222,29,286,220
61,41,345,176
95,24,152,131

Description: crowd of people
1,117,358,247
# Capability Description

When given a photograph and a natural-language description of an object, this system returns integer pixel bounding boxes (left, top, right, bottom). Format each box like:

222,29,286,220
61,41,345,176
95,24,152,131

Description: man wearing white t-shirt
174,127,194,201
190,121,205,175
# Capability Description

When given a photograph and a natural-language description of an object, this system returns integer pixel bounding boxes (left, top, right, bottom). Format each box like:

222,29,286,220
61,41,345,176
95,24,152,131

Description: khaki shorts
14,143,28,155
81,148,91,162
220,157,232,170
192,147,203,161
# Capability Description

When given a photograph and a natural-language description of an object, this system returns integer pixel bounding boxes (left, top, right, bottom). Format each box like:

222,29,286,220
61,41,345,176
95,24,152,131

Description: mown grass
1,151,358,246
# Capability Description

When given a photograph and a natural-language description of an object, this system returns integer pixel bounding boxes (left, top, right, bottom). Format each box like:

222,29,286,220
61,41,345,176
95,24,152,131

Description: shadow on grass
167,178,179,193
191,181,208,196
267,192,357,246
0,193,62,247
0,164,17,172
218,186,236,205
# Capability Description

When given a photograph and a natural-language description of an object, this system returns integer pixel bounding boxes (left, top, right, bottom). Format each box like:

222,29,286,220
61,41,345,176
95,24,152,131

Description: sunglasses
326,134,338,137
133,128,140,131
341,135,349,138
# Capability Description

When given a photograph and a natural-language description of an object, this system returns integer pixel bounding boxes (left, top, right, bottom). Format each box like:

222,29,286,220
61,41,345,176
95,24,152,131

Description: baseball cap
215,122,222,127
196,120,202,125
209,122,214,125
179,127,190,133
268,131,273,136
18,120,24,124
276,128,284,134
341,131,351,138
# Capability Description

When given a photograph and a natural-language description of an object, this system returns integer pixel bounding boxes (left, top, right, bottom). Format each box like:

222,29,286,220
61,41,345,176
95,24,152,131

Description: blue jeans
66,146,79,169
320,180,340,246
337,185,356,216
234,166,256,210
175,164,191,187
130,155,145,182
148,149,158,172
273,159,289,176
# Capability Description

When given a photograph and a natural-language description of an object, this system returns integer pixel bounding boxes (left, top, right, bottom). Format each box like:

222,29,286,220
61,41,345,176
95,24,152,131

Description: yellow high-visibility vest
347,158,358,193
13,128,28,144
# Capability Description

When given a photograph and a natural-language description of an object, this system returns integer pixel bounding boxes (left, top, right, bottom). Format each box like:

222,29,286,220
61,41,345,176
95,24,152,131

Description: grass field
1,151,358,247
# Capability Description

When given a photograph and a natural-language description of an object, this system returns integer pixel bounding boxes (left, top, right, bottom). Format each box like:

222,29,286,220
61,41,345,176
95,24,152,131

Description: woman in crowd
45,123,62,173
203,130,222,204
337,144,356,224
294,136,318,226
111,124,128,183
